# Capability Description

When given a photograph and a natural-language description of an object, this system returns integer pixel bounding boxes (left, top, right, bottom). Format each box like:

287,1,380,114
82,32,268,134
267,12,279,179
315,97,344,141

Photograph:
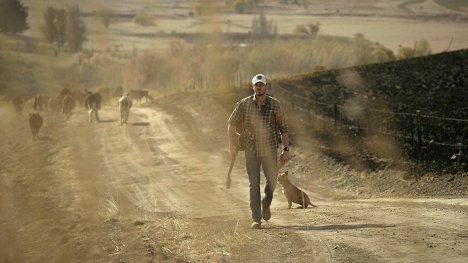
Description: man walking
228,73,290,229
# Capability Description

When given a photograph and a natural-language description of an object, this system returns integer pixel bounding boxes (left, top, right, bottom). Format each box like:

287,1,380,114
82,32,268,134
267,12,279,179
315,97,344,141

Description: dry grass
18,0,468,53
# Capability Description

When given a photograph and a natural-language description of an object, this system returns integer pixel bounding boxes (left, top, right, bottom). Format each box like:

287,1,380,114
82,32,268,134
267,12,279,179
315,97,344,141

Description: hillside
272,49,468,172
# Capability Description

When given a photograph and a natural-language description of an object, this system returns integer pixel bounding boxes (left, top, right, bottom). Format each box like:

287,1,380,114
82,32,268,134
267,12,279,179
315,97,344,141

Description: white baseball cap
252,74,267,85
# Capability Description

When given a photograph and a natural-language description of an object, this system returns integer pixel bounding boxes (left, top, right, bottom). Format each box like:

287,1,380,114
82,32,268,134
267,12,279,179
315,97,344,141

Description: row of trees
251,13,277,37
228,0,310,14
40,6,87,52
249,13,430,60
293,22,319,36
0,0,87,52
3,0,432,88
120,30,414,93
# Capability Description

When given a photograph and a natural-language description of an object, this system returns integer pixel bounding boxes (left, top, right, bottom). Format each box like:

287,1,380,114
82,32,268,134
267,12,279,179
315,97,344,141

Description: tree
293,22,319,36
41,6,57,43
414,40,432,57
396,45,415,60
396,40,432,60
251,13,276,38
40,6,66,48
258,12,268,36
0,0,29,34
55,9,66,47
306,22,319,36
95,7,113,28
371,44,395,63
65,5,87,52
231,0,252,14
293,24,308,35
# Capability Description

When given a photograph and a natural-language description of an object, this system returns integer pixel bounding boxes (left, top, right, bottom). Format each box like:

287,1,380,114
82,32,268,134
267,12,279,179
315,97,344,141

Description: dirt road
1,97,467,262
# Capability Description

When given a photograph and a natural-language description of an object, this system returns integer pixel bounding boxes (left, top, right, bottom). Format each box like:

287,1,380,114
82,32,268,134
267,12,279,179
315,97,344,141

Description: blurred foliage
121,32,397,93
95,7,113,28
434,0,468,11
0,0,29,35
133,15,156,26
397,40,432,59
251,13,277,38
231,0,251,13
40,5,86,52
194,0,223,16
293,22,319,36
65,5,87,52
40,6,66,49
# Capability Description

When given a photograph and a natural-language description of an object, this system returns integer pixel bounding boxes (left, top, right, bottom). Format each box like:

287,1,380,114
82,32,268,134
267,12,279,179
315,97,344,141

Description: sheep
128,89,149,104
29,113,43,140
32,94,49,111
12,97,24,113
62,94,75,120
118,94,132,125
84,92,102,123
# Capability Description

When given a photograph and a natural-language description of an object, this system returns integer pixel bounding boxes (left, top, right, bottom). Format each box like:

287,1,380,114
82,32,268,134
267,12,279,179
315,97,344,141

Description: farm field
21,0,468,53
2,0,468,262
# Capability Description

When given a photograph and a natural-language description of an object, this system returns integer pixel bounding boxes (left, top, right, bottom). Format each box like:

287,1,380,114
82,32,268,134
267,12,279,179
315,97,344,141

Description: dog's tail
303,193,317,208
307,197,317,208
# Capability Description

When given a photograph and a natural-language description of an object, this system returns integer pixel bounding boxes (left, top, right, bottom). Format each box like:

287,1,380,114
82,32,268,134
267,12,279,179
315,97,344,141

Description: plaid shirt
228,94,288,156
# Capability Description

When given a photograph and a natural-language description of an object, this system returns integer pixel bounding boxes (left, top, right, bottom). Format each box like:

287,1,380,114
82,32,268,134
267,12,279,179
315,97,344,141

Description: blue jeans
245,149,278,222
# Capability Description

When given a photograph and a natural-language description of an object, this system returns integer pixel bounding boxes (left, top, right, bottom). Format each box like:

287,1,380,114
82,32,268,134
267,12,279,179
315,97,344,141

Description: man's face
253,82,267,96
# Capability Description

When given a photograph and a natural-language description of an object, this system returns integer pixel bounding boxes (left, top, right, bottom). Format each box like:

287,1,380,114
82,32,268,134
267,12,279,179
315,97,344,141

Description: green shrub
133,15,156,26
231,0,253,14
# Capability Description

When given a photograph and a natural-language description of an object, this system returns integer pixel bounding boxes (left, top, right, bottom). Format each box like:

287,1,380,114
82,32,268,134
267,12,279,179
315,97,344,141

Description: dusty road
1,95,467,262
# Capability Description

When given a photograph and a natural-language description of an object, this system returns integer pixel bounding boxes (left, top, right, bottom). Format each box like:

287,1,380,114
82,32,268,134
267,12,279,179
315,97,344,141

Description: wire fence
274,85,468,171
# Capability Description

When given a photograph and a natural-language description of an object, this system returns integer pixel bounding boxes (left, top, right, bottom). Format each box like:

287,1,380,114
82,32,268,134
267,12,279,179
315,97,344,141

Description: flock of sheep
11,87,150,141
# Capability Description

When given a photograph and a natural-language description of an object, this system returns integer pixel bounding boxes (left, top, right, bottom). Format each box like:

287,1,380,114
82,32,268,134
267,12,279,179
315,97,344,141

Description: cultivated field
21,0,468,52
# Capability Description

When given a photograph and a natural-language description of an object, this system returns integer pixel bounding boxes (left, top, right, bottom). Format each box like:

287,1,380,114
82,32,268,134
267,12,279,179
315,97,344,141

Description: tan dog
277,171,316,209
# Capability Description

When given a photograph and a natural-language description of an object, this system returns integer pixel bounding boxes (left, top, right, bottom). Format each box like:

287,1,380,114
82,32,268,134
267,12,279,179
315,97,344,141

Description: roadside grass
398,0,426,12
434,0,468,11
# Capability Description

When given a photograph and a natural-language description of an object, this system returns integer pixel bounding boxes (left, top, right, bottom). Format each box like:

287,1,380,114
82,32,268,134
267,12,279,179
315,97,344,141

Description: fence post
307,100,312,123
334,103,338,131
365,108,371,136
456,132,465,172
409,114,414,146
416,110,422,180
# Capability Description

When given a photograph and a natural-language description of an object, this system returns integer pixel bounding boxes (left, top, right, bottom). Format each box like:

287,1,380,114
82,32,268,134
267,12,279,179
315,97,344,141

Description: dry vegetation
1,0,466,183
2,0,468,180
2,1,468,262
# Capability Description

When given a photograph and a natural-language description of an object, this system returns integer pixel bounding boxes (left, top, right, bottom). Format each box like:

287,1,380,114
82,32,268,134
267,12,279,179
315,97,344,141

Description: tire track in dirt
270,195,468,262
0,107,117,262
128,102,332,262
97,105,249,219
90,102,468,262
101,114,181,216
118,95,466,262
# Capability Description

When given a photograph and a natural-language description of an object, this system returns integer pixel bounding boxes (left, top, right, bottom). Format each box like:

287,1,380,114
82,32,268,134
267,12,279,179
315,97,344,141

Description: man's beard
255,92,265,96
